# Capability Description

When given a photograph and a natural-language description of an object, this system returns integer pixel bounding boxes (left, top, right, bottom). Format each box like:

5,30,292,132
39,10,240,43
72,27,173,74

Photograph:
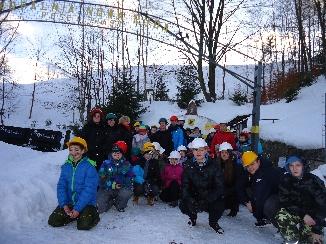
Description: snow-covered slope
143,76,326,149
0,142,281,244
3,75,326,149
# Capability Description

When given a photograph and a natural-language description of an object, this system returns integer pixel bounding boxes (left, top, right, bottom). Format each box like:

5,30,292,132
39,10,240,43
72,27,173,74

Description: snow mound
312,164,326,186
0,142,66,231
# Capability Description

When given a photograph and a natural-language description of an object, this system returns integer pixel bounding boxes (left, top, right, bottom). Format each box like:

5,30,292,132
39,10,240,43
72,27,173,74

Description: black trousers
179,198,224,225
224,189,239,213
159,181,181,202
263,194,280,227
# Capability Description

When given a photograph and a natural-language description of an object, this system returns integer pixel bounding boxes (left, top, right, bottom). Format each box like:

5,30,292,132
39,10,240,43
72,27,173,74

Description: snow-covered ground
0,142,282,244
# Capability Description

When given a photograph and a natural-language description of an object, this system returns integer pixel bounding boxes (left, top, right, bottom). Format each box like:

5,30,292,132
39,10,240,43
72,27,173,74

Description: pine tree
104,71,147,121
154,76,169,101
176,65,201,109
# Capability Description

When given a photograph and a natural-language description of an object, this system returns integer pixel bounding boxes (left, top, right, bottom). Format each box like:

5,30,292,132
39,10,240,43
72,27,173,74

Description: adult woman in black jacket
78,107,106,170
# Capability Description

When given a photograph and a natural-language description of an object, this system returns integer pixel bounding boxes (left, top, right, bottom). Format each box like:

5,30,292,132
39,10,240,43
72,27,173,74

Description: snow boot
255,219,272,228
147,196,154,206
133,196,139,205
168,201,178,208
209,223,224,234
187,215,197,226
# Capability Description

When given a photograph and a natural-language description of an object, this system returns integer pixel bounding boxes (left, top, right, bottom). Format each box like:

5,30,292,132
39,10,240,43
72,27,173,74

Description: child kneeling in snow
97,141,134,213
48,137,100,230
275,156,326,244
159,151,183,207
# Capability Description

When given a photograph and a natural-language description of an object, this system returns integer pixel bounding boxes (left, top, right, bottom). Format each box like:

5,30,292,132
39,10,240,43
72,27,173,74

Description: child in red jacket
160,151,184,207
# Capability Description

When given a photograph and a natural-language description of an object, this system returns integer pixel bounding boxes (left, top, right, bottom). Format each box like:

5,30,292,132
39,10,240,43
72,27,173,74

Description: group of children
48,108,325,244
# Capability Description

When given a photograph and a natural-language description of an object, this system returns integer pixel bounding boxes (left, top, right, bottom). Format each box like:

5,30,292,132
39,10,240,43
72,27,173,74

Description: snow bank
312,164,326,186
0,142,66,231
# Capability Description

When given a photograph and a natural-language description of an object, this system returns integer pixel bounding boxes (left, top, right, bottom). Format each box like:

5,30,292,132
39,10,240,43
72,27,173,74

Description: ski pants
159,180,181,203
97,188,132,213
48,205,100,230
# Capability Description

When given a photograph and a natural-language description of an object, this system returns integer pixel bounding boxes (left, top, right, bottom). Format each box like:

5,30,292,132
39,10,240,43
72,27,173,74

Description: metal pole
251,61,263,154
324,93,326,164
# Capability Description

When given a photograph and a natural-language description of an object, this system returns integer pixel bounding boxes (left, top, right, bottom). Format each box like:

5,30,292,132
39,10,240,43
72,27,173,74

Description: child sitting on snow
48,137,100,230
97,141,134,213
160,151,184,207
275,156,326,244
132,142,161,206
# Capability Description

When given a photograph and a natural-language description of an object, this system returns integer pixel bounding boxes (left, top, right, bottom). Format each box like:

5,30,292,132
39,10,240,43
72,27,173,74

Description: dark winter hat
106,113,117,120
159,118,168,124
285,156,303,172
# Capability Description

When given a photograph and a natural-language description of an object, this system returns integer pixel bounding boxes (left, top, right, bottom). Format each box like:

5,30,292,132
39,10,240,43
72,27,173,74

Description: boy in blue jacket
48,137,100,230
97,141,134,213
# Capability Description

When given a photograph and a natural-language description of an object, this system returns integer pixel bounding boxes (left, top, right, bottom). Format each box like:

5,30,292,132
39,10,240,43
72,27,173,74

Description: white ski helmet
177,145,187,152
191,138,208,149
168,150,181,159
219,142,233,152
208,128,216,134
152,142,165,154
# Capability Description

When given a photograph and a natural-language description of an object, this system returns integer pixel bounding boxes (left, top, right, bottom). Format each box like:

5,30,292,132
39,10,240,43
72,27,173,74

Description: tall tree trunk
294,0,308,73
197,58,211,102
207,0,216,101
314,0,326,73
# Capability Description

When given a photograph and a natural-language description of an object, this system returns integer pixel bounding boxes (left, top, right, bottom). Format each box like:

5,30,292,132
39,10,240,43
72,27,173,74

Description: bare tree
172,0,245,102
